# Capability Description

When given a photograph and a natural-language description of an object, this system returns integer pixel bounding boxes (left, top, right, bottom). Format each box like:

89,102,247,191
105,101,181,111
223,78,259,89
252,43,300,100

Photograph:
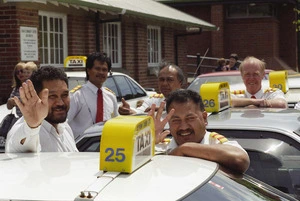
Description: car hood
0,152,218,201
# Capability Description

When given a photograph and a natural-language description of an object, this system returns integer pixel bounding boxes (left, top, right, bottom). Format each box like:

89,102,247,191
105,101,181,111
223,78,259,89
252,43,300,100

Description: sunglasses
16,69,24,74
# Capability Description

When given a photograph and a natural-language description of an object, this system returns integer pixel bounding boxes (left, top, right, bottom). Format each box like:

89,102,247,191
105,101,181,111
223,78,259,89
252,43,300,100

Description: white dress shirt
231,88,286,100
5,117,78,153
68,81,119,139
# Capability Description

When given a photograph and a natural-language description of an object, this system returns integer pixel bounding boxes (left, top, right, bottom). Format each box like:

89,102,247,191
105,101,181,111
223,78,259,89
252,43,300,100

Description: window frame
38,11,68,67
227,3,277,19
147,25,161,68
103,22,122,68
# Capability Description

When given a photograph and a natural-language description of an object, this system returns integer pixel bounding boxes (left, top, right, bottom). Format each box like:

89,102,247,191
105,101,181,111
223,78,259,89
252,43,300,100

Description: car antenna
193,48,209,79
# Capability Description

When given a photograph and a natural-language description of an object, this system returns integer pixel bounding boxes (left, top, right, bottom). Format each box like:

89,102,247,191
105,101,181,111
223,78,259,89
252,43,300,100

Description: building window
38,11,67,67
227,3,276,18
147,26,161,67
103,22,122,68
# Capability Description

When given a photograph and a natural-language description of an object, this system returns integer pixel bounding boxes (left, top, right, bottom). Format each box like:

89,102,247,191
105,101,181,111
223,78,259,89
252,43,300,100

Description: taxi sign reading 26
200,82,230,113
100,116,155,173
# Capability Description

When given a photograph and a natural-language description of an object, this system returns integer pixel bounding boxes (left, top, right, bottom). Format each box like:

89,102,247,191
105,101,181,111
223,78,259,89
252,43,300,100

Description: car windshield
188,73,270,93
188,75,244,92
183,170,294,201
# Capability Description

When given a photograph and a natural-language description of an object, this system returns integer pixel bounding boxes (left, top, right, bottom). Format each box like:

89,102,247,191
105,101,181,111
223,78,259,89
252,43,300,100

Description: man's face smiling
168,100,208,146
242,63,264,95
87,60,108,88
41,80,70,125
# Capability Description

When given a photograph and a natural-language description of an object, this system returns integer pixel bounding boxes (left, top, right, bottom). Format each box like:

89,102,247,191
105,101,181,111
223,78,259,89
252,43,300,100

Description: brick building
160,0,299,74
0,0,216,104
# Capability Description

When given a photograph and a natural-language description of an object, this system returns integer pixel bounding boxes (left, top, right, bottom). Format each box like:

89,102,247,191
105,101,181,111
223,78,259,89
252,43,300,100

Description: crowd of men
5,52,295,174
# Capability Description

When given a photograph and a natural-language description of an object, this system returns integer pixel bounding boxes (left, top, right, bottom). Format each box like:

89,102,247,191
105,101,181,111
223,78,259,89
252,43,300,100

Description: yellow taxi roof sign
100,115,155,173
200,82,231,113
269,70,289,93
64,56,87,68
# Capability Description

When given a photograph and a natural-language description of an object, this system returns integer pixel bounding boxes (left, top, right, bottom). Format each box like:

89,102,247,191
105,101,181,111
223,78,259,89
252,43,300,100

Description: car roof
207,108,300,142
65,70,124,78
0,153,218,201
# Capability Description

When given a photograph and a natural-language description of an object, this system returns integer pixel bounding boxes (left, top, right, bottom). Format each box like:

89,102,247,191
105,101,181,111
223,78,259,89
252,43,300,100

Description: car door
209,129,300,199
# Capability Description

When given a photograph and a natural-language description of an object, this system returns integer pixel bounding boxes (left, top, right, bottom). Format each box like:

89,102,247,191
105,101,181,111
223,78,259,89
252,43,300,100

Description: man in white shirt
231,56,287,108
6,66,78,152
150,89,250,173
67,52,119,139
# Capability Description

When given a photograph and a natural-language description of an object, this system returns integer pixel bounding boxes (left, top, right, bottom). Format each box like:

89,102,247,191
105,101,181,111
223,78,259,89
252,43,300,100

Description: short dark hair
166,89,205,112
85,52,112,80
30,66,68,95
229,53,238,61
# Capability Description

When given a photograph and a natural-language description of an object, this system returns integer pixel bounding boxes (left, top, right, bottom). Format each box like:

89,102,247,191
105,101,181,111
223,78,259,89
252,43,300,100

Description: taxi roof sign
269,70,289,93
64,56,87,68
200,82,230,113
100,115,155,173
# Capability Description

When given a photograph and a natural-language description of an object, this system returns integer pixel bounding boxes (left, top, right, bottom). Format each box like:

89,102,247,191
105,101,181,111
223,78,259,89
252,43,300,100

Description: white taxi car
0,152,296,201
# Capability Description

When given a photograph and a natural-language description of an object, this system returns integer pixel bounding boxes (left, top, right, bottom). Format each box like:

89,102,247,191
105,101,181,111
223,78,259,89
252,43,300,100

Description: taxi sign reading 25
100,116,155,173
200,82,230,113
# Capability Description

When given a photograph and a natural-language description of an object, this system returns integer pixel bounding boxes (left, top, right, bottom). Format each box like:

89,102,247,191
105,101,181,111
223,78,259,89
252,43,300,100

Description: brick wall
170,2,298,74
211,4,225,58
0,6,38,104
67,14,96,56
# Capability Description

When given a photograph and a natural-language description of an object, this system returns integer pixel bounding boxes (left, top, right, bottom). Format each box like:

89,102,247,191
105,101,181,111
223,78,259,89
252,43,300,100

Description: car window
103,76,120,101
208,129,300,198
183,170,293,201
126,76,147,98
105,75,147,101
76,136,100,152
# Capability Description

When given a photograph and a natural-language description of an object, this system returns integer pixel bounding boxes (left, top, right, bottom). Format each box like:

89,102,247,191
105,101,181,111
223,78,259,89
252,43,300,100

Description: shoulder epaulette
231,90,245,95
264,87,278,93
150,93,164,98
210,132,228,144
70,85,82,93
104,87,115,95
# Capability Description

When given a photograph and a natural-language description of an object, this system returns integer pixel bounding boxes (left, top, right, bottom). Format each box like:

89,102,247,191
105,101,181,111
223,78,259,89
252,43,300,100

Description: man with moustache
5,66,78,152
118,62,185,115
150,89,250,173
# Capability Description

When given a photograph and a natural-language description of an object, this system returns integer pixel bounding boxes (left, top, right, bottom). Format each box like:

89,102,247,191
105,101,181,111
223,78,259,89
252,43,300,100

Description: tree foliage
293,8,300,31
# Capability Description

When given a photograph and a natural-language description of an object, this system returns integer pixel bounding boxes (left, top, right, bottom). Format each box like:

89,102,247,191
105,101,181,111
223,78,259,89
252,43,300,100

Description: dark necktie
251,95,256,99
96,89,103,122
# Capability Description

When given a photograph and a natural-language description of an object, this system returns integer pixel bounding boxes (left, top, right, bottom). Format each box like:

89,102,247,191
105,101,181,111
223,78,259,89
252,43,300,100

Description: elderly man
231,56,287,108
118,62,185,115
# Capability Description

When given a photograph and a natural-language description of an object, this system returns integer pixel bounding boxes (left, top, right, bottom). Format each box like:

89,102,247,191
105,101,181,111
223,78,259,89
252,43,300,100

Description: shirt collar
245,88,263,99
86,81,102,95
43,120,66,136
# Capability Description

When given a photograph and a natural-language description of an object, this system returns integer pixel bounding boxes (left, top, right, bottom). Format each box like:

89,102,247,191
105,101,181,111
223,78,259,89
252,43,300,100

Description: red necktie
96,89,103,122
251,95,256,99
